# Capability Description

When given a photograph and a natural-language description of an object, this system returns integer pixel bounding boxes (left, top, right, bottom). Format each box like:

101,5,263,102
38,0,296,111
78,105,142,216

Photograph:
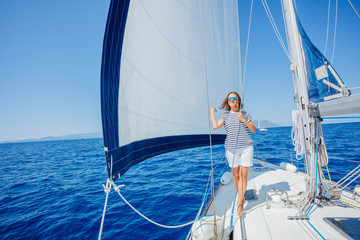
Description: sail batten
101,0,242,180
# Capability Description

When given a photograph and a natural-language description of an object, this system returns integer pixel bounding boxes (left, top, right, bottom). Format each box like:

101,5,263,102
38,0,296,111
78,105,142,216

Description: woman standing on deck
210,92,256,216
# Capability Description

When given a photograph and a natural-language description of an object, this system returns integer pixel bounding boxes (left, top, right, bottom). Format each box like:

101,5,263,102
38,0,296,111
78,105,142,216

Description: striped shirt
220,111,253,150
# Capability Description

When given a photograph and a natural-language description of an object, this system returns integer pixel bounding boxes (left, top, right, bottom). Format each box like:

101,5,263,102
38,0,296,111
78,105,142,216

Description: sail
101,0,242,180
295,14,350,103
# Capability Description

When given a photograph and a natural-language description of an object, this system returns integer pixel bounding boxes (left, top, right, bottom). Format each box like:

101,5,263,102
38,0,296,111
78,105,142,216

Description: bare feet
237,203,244,216
236,198,246,216
237,198,243,208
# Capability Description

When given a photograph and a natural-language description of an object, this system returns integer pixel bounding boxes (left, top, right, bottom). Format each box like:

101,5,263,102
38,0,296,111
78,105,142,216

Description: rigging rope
111,180,197,228
98,179,112,240
334,165,360,186
291,110,305,160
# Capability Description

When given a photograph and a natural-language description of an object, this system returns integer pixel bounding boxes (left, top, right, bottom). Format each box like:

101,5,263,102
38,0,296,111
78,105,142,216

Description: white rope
188,172,213,240
335,165,360,187
111,180,196,228
291,110,305,160
333,165,360,190
350,86,360,90
340,170,360,190
98,179,112,240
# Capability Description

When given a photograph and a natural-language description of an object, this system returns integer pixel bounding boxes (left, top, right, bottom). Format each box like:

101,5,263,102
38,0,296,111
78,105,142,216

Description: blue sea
1,122,359,240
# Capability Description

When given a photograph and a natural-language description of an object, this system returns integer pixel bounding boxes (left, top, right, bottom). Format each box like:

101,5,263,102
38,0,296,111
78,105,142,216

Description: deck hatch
323,217,360,240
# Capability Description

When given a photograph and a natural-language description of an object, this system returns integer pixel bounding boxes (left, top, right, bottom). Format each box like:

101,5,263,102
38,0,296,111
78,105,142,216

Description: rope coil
291,110,305,160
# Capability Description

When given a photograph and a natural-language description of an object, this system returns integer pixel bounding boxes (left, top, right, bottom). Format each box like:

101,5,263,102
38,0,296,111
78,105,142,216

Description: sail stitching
120,55,205,113
119,107,204,128
138,0,203,69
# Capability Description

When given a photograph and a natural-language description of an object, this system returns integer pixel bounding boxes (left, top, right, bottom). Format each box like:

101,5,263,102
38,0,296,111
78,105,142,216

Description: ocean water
1,122,359,239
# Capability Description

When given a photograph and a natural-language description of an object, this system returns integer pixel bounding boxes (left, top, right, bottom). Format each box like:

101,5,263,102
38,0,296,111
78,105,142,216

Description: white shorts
226,146,254,168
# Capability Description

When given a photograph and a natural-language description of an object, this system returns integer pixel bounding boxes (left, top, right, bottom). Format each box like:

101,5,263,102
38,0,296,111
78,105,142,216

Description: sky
0,0,359,142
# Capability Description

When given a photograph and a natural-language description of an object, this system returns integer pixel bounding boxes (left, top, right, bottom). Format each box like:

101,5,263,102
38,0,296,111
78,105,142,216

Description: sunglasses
227,97,238,101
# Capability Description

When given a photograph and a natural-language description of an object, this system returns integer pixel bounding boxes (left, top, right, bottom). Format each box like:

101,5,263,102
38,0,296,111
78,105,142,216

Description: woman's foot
237,198,246,207
237,198,242,208
237,203,244,216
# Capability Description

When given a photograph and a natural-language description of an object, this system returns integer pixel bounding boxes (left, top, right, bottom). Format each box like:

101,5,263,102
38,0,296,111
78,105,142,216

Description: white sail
101,0,242,180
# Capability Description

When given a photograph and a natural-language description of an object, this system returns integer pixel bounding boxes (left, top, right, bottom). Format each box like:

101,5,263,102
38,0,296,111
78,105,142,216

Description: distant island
1,132,102,144
2,120,287,144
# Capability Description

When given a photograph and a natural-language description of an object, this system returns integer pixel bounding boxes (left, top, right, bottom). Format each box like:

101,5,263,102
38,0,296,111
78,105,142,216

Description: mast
281,0,322,199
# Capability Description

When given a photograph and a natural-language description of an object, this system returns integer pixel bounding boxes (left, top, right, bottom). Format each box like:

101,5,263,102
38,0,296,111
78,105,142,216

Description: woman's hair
220,91,242,111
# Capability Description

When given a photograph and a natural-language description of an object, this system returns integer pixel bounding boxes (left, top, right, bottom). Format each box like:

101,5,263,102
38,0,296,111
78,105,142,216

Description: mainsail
101,0,242,181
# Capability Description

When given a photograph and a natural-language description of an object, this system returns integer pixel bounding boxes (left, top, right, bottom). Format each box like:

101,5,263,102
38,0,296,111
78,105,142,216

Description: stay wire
347,0,360,19
261,0,290,60
241,0,254,100
331,0,338,63
324,0,331,56
198,0,217,238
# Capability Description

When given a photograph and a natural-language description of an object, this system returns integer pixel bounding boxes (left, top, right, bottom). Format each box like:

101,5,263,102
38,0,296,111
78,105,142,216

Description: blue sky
0,0,359,142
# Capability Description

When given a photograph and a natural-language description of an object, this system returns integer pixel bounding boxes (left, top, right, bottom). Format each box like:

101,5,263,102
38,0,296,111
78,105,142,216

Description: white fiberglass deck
200,159,360,240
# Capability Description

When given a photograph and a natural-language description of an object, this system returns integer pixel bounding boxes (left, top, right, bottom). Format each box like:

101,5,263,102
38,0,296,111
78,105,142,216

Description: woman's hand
237,112,246,122
210,107,224,130
238,112,257,133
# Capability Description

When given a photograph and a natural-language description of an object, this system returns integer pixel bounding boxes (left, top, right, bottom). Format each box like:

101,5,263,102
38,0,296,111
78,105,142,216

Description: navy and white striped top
220,111,253,150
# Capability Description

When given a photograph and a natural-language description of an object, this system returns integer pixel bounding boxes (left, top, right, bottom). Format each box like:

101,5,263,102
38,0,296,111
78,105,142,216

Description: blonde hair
220,92,242,111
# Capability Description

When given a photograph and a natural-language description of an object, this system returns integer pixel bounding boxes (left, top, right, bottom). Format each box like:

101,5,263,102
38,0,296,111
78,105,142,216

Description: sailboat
98,0,360,239
258,114,268,131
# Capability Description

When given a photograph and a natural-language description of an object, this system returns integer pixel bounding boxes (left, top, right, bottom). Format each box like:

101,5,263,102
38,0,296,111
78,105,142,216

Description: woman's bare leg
232,166,240,206
237,166,250,216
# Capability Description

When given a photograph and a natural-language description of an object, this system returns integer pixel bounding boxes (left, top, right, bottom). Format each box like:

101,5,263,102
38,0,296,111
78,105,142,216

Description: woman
210,92,256,216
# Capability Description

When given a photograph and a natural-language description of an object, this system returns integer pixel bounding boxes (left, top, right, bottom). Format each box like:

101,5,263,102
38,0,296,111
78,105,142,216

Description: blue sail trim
100,0,130,151
295,14,346,103
106,134,226,181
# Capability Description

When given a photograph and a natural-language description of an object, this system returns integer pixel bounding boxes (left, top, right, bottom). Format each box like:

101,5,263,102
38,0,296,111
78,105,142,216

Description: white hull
190,159,360,240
